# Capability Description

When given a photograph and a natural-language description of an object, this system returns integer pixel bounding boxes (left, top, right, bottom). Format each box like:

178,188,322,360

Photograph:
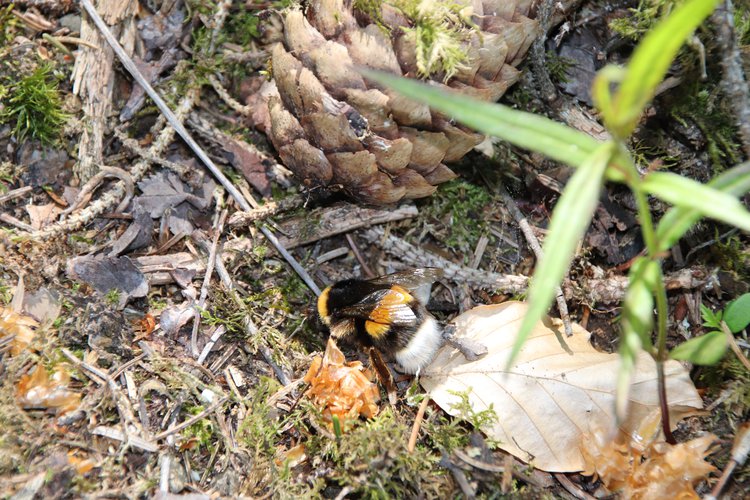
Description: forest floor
0,0,749,498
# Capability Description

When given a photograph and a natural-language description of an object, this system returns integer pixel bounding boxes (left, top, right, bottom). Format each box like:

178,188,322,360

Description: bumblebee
317,268,444,374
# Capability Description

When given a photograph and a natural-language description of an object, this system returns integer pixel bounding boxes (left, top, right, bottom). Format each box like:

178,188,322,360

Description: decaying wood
712,0,750,157
361,227,710,305
275,204,419,249
134,252,206,286
72,0,137,182
228,194,306,228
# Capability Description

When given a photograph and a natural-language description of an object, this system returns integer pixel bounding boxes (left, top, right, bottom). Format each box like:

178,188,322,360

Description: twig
722,321,750,371
440,453,476,499
498,183,573,336
333,486,353,500
346,233,374,278
227,194,306,228
554,473,596,500
275,204,419,249
113,127,192,178
0,186,33,204
408,395,430,453
191,209,228,357
712,0,750,158
198,325,227,365
61,348,149,451
361,227,709,304
707,423,750,500
60,166,134,218
78,0,322,296
152,396,228,441
30,92,198,239
208,74,252,116
0,213,35,232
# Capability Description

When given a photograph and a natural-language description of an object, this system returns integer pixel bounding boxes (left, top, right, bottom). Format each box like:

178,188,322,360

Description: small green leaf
724,293,750,333
508,142,613,368
700,303,723,330
656,162,750,252
361,69,601,168
643,171,750,232
606,0,720,136
670,331,728,365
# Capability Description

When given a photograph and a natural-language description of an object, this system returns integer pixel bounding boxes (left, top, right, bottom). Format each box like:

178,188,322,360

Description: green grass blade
361,69,601,167
643,171,750,232
656,162,750,252
611,0,720,136
507,142,614,368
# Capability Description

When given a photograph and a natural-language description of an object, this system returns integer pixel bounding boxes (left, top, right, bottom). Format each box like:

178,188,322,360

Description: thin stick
153,396,228,441
0,213,34,232
79,0,321,296
407,395,430,453
191,209,228,357
554,473,596,500
0,186,33,204
346,233,374,278
498,183,573,336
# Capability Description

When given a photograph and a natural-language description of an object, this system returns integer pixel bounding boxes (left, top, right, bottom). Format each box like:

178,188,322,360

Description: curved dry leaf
17,363,81,415
581,424,716,498
421,301,703,472
0,306,38,355
304,338,380,430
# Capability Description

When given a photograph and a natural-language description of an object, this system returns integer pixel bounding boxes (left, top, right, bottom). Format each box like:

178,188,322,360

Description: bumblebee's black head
317,279,385,327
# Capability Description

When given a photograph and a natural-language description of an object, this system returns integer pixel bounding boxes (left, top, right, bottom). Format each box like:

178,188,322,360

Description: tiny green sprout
671,293,750,365
393,0,474,80
447,388,498,430
105,289,122,306
546,51,574,84
0,64,69,145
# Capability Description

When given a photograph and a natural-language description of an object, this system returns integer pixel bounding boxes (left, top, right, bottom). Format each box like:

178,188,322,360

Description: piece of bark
275,204,418,249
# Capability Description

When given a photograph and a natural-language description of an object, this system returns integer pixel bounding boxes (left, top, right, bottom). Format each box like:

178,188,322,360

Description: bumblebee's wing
369,268,443,305
335,288,418,326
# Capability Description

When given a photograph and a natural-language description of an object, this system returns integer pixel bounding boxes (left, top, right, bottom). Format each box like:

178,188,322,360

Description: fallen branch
275,204,419,249
361,227,709,305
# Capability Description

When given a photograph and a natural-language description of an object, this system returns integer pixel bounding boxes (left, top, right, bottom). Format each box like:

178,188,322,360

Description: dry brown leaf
304,338,380,430
421,302,703,472
26,203,63,230
17,363,82,415
67,450,96,475
581,425,716,499
0,306,38,355
275,444,307,468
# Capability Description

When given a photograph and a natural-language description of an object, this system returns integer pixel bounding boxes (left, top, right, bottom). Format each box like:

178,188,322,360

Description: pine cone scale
264,1,539,204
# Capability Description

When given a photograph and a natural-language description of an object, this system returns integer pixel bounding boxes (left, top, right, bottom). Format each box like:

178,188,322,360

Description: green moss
545,51,574,84
321,408,447,498
422,179,492,263
391,0,475,80
224,8,261,46
0,64,69,145
184,404,218,450
670,83,743,168
104,289,121,306
609,0,676,41
0,4,19,46
708,232,750,277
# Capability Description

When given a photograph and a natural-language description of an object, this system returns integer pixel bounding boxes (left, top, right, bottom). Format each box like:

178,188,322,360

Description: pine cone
263,0,540,204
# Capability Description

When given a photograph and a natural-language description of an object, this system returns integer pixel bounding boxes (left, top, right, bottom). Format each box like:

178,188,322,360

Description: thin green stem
630,166,675,443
